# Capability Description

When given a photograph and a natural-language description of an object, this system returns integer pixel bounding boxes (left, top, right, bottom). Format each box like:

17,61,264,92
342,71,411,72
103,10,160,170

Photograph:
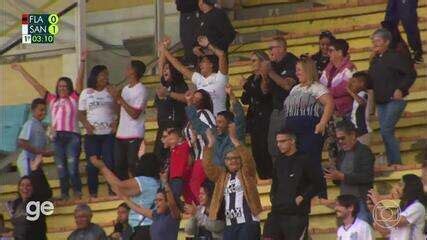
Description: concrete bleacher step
1,167,420,239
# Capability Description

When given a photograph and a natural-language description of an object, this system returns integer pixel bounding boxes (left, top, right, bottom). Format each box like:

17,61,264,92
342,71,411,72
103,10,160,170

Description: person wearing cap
311,31,336,76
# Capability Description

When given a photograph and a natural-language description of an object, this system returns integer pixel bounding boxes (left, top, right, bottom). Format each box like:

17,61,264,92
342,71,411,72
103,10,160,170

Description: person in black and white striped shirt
183,89,216,204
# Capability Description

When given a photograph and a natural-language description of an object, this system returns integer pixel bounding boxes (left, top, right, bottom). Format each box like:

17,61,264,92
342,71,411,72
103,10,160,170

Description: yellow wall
0,57,64,106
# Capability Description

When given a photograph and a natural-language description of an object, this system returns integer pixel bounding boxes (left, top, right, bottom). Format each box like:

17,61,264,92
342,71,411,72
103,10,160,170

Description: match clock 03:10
22,34,55,44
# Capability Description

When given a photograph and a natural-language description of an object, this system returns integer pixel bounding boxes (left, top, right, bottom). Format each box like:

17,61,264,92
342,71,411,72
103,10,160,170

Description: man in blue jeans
325,121,375,224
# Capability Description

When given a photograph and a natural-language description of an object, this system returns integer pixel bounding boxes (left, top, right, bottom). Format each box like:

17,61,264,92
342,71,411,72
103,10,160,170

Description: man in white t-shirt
161,36,228,116
335,194,374,240
111,60,148,180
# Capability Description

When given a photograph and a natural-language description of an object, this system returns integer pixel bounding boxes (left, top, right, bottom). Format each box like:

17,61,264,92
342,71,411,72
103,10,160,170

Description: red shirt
169,141,191,179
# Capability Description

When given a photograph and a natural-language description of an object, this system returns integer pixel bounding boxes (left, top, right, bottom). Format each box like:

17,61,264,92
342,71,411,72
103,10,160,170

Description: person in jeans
335,195,374,240
91,153,161,240
184,180,225,239
161,36,228,116
263,129,319,240
385,0,423,63
17,98,53,176
259,36,298,162
9,155,52,240
311,30,336,76
282,57,334,199
324,120,374,224
11,52,86,200
154,38,189,161
79,65,118,198
202,125,262,240
111,60,148,180
241,50,273,179
368,28,417,166
68,204,107,240
175,0,199,66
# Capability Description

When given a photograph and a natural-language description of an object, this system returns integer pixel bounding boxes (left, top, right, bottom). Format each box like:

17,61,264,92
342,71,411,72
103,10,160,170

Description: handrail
0,2,79,56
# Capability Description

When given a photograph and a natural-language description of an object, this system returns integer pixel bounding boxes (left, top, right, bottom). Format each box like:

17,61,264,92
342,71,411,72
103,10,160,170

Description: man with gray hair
68,204,107,240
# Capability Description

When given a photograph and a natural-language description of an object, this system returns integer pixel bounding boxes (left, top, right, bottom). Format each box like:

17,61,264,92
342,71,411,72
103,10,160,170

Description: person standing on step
319,38,356,166
324,121,375,224
335,194,374,240
368,28,416,166
260,36,298,163
194,0,236,56
79,65,118,199
110,60,148,180
311,31,336,76
385,0,424,63
154,38,189,162
161,36,228,116
176,0,200,66
282,57,334,199
202,125,262,240
11,51,86,201
16,98,53,176
263,129,319,240
241,50,273,179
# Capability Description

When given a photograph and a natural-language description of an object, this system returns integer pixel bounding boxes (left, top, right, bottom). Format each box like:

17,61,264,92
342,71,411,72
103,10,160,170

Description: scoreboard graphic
22,14,59,44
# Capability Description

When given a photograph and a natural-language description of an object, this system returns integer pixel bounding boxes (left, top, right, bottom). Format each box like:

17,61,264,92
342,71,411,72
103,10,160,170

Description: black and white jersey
350,91,371,135
184,109,216,160
224,172,259,226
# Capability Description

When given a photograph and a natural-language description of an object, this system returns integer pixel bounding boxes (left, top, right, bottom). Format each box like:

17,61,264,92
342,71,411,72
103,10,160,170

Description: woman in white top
79,65,119,198
160,36,228,116
368,174,426,240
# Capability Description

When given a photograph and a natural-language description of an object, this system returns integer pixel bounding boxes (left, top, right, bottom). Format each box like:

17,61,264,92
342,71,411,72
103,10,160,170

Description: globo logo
26,201,54,221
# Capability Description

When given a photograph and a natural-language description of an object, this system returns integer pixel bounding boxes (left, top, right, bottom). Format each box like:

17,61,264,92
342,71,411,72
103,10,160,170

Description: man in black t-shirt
259,36,298,162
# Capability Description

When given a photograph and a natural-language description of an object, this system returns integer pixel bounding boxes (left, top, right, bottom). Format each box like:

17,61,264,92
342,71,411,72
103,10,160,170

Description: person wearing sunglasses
202,125,262,240
241,50,274,179
324,120,375,225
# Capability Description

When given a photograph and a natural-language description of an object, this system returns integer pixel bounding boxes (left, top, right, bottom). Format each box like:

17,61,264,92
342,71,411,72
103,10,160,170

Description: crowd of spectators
3,0,426,239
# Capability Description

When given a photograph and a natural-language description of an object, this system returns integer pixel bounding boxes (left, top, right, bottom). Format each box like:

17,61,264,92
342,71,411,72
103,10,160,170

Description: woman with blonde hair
241,50,273,179
282,57,334,198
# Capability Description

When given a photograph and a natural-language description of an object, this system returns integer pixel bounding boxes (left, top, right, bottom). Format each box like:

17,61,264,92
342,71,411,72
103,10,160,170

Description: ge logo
372,200,401,229
26,201,54,221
